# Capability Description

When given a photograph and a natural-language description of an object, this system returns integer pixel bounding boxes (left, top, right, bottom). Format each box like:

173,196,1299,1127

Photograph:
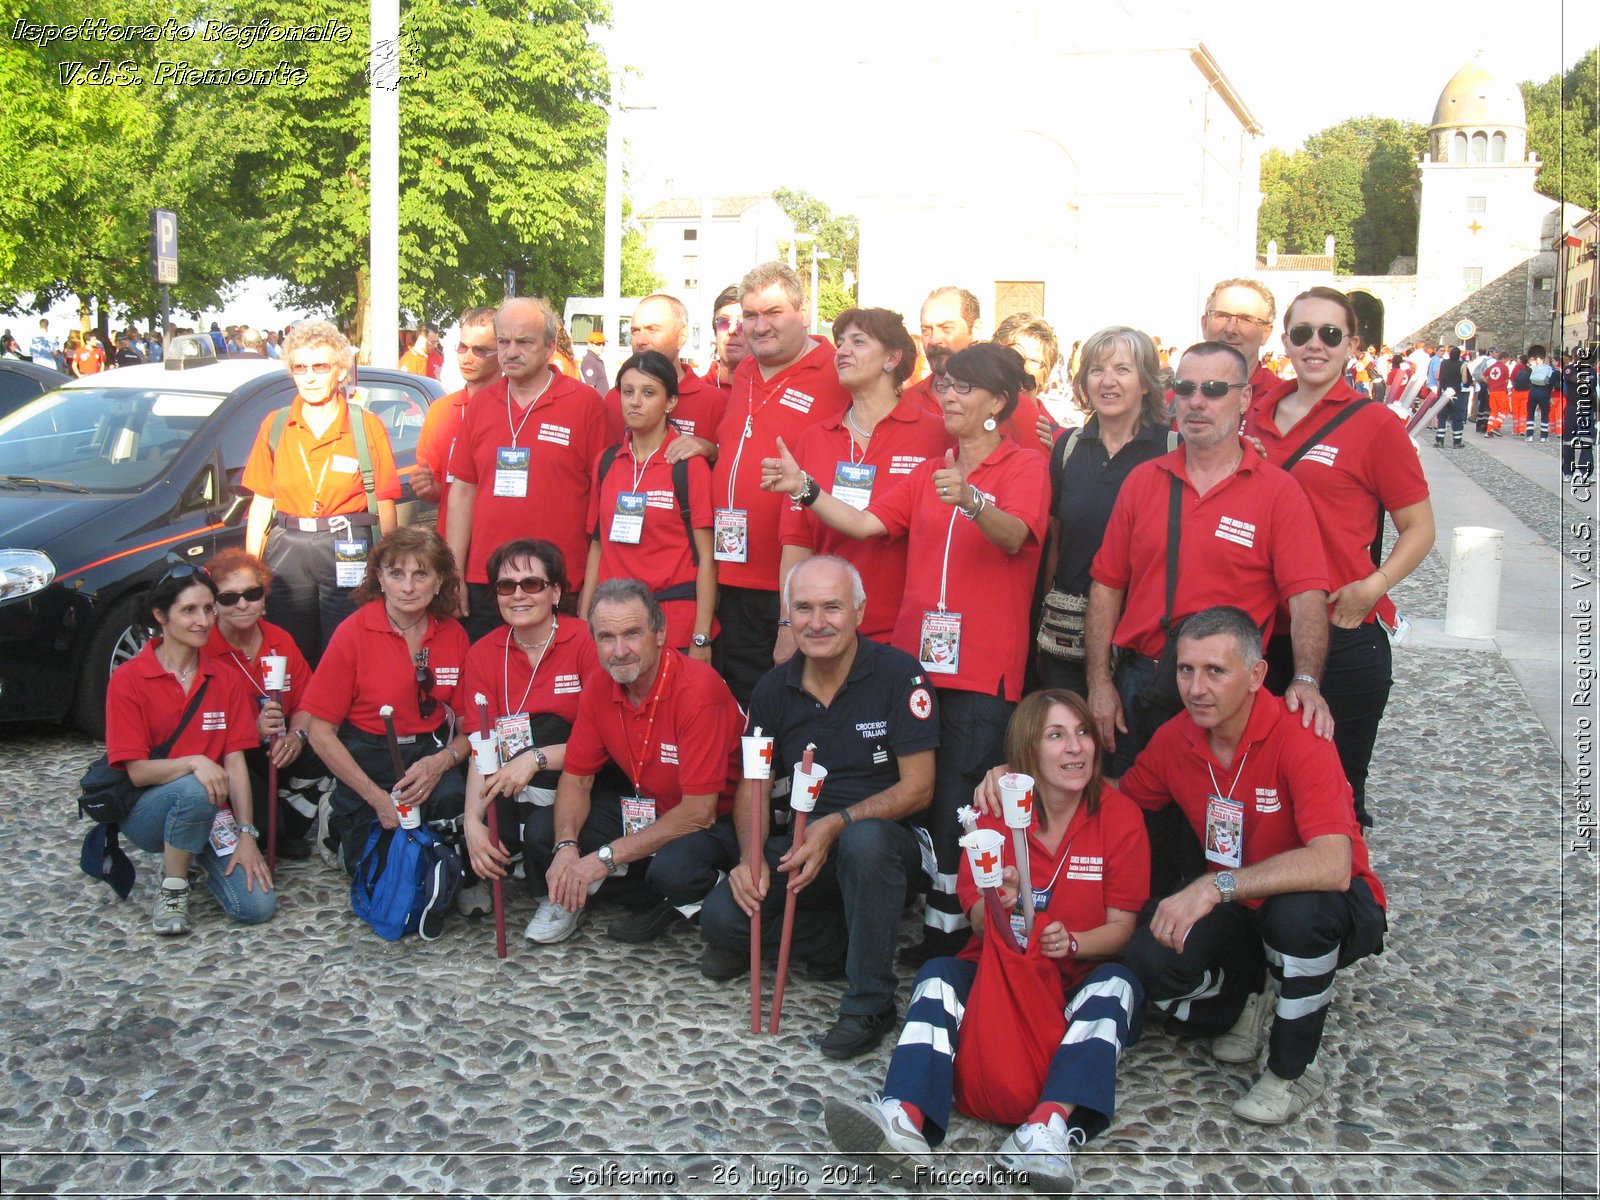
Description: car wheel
72,593,148,739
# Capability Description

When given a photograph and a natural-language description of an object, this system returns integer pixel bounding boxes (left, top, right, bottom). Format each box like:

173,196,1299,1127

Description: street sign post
151,208,178,337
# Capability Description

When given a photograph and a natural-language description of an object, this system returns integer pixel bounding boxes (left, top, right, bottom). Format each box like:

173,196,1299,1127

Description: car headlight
0,550,56,603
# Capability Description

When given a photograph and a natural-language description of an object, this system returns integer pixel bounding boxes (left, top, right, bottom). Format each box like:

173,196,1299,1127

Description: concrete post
1444,525,1504,638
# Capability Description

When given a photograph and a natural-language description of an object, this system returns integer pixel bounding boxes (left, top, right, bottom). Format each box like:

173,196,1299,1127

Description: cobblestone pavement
1446,438,1593,575
0,566,1595,1198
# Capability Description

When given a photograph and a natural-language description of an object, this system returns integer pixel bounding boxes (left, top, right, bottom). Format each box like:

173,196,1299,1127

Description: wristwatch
597,843,620,875
291,729,309,745
236,823,261,839
531,746,549,772
691,633,711,648
1213,871,1237,903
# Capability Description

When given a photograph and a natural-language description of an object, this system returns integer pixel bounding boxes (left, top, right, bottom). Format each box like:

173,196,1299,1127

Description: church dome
1431,59,1527,129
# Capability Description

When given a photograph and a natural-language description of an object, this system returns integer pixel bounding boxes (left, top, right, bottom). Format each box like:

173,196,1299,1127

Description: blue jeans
120,774,277,924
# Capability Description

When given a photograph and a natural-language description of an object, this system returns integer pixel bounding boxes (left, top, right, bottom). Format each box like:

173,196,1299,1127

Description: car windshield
0,386,226,492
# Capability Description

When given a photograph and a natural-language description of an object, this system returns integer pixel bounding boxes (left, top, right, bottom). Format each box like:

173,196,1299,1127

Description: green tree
1523,46,1598,210
773,187,858,322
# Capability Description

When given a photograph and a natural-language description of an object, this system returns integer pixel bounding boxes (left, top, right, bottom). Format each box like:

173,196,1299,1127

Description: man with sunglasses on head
703,285,748,397
1085,341,1330,898
413,308,502,536
601,294,728,457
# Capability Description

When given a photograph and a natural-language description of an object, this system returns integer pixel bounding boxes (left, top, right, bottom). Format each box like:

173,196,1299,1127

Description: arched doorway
1349,290,1385,350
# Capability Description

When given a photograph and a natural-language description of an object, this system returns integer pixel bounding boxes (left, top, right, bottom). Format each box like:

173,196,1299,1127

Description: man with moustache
601,293,728,452
412,307,501,537
703,285,748,396
445,297,607,640
697,556,937,1058
525,579,744,944
903,286,981,417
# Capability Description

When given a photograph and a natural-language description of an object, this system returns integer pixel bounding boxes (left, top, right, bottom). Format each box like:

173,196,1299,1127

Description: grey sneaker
152,882,192,936
457,881,493,917
996,1117,1084,1192
315,794,337,868
1232,1061,1326,1124
524,897,585,944
1212,984,1275,1063
824,1095,932,1169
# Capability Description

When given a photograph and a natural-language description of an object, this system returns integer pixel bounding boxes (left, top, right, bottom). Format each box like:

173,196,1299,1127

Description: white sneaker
524,897,585,944
823,1095,932,1169
1231,1062,1326,1124
457,881,493,917
1212,984,1275,1063
315,794,337,868
996,1116,1083,1191
152,882,192,936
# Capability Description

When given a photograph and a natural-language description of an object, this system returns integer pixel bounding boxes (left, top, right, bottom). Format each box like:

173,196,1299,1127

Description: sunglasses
1205,308,1273,330
494,575,554,596
158,563,212,588
414,651,437,719
931,375,975,395
1287,323,1348,349
457,343,498,358
714,316,745,333
216,585,266,607
1172,379,1248,399
290,361,336,375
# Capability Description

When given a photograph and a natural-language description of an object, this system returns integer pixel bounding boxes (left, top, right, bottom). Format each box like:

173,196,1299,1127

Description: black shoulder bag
79,680,212,824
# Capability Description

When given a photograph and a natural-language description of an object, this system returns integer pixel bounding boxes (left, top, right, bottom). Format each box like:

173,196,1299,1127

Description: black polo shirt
747,635,940,818
1051,415,1177,595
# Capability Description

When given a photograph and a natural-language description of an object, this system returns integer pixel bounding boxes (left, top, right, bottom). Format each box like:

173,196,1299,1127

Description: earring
883,364,894,373
983,417,998,432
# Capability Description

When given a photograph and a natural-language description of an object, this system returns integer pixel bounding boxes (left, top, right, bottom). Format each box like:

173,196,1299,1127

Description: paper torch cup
789,761,828,813
392,793,422,830
467,730,500,774
960,827,1006,888
260,655,288,692
741,734,775,780
998,772,1036,830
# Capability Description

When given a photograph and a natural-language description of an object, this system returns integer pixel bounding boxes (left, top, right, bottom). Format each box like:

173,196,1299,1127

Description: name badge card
713,508,748,562
833,462,877,510
334,539,368,588
209,808,240,857
919,610,962,675
1205,794,1244,868
609,491,646,544
621,795,658,837
493,447,531,498
495,713,534,764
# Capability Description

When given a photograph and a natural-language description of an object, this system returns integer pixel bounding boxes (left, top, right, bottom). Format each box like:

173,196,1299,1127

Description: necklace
387,607,426,634
512,625,554,651
158,649,197,683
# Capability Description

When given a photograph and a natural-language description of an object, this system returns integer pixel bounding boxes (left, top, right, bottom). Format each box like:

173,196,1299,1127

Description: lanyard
844,407,870,465
505,372,552,448
628,432,664,492
1206,751,1251,803
622,652,673,792
226,645,268,699
295,443,334,516
936,505,960,613
502,618,557,720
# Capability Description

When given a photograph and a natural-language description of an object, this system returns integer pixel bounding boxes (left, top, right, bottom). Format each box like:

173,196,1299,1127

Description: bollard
1443,526,1503,638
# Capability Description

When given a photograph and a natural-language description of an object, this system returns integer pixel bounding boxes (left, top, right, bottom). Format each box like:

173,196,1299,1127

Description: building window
1467,196,1486,213
684,229,698,241
1491,132,1506,163
1575,281,1590,315
1471,131,1488,163
1453,131,1468,162
1534,277,1553,291
1464,267,1483,290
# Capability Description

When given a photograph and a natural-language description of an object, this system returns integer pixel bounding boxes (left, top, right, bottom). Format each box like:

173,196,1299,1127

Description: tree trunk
354,267,372,365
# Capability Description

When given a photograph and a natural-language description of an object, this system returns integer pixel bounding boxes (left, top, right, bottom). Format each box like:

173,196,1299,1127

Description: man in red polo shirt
1117,606,1386,1126
446,297,607,640
412,307,501,535
1195,279,1281,397
702,285,747,395
903,287,980,418
710,262,850,704
602,293,728,449
527,579,743,944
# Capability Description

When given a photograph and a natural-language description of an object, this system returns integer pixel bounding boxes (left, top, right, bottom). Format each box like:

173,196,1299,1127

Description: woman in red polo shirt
460,537,601,931
826,690,1148,1189
204,547,327,857
106,566,275,935
302,528,471,875
578,351,716,657
764,342,1050,962
1244,287,1434,828
777,307,949,651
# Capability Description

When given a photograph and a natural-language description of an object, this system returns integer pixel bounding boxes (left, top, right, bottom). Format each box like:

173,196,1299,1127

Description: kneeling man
1118,605,1386,1124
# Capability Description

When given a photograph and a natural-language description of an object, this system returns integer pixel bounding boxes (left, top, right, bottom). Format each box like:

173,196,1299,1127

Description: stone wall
1393,257,1556,351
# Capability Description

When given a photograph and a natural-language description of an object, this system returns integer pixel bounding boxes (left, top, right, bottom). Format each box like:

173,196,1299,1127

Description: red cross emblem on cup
975,849,1000,875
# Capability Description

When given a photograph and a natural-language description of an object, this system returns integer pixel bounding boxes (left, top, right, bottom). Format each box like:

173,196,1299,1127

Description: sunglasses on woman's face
216,585,266,607
1287,323,1348,349
493,576,553,596
290,361,336,375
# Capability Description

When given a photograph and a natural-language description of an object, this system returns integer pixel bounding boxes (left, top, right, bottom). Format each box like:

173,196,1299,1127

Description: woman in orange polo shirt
242,320,402,662
301,528,471,877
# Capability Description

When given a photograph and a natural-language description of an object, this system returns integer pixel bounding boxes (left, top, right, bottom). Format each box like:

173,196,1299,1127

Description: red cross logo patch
909,687,932,721
974,849,1000,875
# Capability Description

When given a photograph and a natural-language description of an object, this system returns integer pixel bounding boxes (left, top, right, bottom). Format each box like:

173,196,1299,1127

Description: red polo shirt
868,438,1050,702
902,375,939,417
106,641,258,769
300,601,470,736
204,618,314,715
779,399,951,641
603,368,730,445
243,398,402,518
586,431,714,647
1118,691,1385,909
702,362,735,397
459,618,598,727
448,371,608,584
416,386,472,532
563,647,742,815
1246,378,1428,627
1090,441,1327,660
711,341,850,591
902,375,1052,456
957,786,1150,990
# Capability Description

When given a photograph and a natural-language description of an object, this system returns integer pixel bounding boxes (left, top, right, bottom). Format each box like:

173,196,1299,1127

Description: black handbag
79,680,211,824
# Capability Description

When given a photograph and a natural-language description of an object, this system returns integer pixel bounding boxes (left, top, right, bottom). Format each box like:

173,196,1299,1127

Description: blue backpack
350,824,462,941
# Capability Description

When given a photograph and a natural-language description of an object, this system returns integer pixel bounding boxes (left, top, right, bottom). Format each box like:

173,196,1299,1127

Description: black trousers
327,725,466,875
244,740,329,842
1109,650,1202,899
713,585,779,707
263,524,369,665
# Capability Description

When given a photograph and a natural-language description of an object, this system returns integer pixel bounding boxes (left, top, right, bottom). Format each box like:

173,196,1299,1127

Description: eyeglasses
414,651,437,719
158,564,212,588
216,585,266,607
1172,379,1248,399
713,316,743,333
931,375,975,396
1287,323,1348,349
290,361,336,375
457,343,498,358
1205,309,1273,330
493,576,554,596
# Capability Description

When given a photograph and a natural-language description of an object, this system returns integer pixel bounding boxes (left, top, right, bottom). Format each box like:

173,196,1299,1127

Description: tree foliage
1523,46,1599,211
772,186,858,322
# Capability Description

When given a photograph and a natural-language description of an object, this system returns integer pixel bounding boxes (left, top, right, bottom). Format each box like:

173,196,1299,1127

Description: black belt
274,512,378,532
340,722,445,748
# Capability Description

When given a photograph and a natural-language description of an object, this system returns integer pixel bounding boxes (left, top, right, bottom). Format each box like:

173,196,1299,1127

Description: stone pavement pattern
0,451,1595,1198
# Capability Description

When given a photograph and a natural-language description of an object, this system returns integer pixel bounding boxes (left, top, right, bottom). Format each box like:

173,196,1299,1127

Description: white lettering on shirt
890,455,927,475
1254,787,1281,813
1301,444,1339,468
660,742,679,765
777,387,816,414
1065,854,1104,882
200,711,227,731
855,720,888,739
1215,515,1257,549
537,423,571,447
433,666,460,686
553,673,582,695
645,489,675,510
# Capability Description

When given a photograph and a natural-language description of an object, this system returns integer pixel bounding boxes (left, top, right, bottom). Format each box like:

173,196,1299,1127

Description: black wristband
837,808,853,826
553,839,580,853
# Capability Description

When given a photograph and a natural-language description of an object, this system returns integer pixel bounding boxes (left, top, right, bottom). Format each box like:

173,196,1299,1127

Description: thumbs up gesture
760,435,805,497
932,448,970,510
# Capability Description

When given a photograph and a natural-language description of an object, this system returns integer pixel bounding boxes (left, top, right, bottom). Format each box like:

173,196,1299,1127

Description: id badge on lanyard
919,610,962,675
332,515,367,589
713,508,748,562
621,795,658,837
209,808,240,857
494,447,531,498
610,491,646,544
833,461,877,510
1205,794,1244,868
495,713,533,764
1008,888,1050,949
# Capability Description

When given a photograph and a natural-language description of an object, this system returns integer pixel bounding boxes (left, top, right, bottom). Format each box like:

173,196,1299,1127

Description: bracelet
958,490,986,520
777,618,792,628
1292,674,1320,690
1374,567,1392,588
291,728,309,745
1066,931,1079,958
837,808,854,826
553,839,580,854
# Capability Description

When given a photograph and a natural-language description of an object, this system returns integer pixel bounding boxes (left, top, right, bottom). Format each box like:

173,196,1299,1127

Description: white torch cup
789,762,828,812
468,731,500,775
960,827,1006,888
741,735,775,780
261,655,288,692
999,772,1036,829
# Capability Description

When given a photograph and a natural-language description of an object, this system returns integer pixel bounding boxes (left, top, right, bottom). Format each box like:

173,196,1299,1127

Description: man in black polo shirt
697,555,938,1059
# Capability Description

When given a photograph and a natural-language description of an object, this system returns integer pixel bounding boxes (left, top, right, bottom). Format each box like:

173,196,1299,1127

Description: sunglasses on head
216,585,266,607
494,575,554,597
1172,379,1248,399
290,361,336,375
414,651,438,719
158,563,212,588
1287,323,1348,349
